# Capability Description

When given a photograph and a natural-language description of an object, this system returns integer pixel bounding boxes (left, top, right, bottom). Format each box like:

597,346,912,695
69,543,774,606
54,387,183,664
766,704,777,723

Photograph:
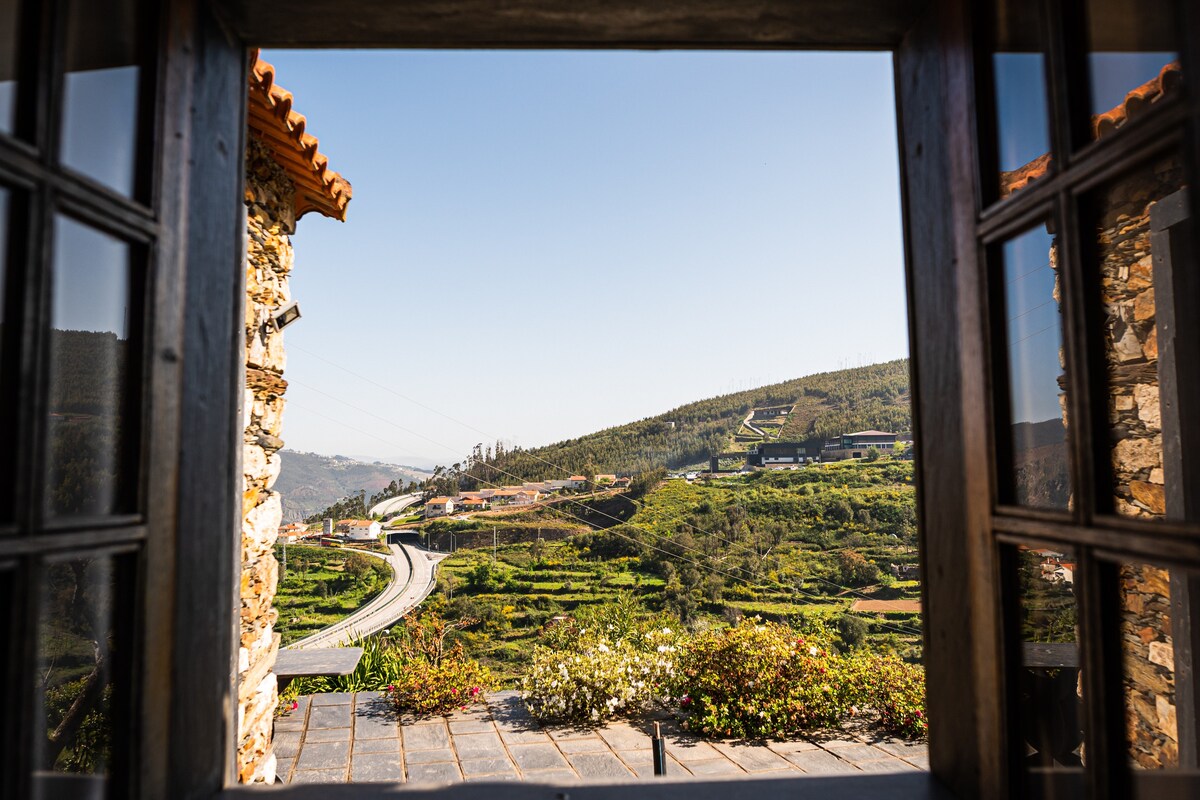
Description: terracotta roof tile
248,50,352,222
999,61,1181,198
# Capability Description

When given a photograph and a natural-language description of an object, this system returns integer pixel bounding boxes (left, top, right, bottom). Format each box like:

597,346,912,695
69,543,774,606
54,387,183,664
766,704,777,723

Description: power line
287,398,923,639
288,367,917,609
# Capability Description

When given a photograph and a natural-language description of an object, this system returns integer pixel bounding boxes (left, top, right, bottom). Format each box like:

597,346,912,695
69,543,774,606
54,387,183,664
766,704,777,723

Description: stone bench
275,647,364,694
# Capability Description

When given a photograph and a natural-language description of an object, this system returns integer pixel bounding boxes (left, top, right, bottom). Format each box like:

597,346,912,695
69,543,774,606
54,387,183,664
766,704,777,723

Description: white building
424,497,455,518
336,519,382,541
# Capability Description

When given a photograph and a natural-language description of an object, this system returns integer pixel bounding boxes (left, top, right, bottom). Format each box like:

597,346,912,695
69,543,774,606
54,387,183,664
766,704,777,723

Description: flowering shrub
675,618,851,739
386,611,494,717
521,635,677,722
521,595,679,723
845,652,927,738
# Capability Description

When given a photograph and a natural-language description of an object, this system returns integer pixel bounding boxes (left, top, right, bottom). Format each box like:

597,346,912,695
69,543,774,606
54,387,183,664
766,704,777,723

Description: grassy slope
273,545,393,644
420,459,922,683
485,359,911,480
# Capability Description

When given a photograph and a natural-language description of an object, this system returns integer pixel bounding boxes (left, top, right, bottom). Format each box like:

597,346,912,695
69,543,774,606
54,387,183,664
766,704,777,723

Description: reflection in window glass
34,557,118,791
1014,545,1084,789
45,217,137,518
1087,154,1185,518
1118,562,1179,770
1085,0,1179,141
1000,225,1070,509
0,0,18,135
60,0,143,195
992,0,1051,199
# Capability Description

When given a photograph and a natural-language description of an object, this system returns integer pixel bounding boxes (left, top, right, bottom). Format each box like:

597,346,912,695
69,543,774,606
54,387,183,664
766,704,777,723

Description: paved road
368,492,422,519
289,541,447,650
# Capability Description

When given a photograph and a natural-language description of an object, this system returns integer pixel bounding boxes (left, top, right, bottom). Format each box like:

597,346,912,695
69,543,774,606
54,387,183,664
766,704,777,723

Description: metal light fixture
271,301,302,331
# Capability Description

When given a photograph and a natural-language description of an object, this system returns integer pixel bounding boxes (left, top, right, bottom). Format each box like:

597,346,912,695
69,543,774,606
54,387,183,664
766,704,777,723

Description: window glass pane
998,224,1071,509
1084,0,1180,142
59,0,144,196
992,0,1052,199
1085,154,1186,518
1118,562,1180,771
0,187,10,524
0,0,18,135
45,217,139,518
34,556,121,796
1013,545,1084,791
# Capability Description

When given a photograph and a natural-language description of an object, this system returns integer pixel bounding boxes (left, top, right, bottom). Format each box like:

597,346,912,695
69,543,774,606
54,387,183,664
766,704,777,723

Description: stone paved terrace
273,691,928,786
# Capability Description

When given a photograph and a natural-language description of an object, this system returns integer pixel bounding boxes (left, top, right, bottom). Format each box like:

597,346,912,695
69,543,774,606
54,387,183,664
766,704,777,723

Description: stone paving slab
277,692,928,786
351,752,405,782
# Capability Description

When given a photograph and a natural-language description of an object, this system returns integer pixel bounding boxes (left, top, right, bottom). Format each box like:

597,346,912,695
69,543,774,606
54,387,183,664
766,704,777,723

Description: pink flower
291,700,299,710
387,684,395,692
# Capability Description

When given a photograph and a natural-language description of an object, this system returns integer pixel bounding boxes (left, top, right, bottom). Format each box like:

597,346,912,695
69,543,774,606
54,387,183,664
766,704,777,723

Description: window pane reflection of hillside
44,217,135,518
1001,225,1070,509
35,557,118,790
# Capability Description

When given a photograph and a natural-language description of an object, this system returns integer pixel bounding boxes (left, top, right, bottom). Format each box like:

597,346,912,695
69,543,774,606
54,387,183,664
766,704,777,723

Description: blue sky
264,50,908,468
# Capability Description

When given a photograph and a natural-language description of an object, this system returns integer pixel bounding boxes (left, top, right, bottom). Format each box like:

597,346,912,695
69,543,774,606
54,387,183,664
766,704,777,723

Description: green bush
521,594,680,723
845,652,927,738
385,612,495,717
281,611,494,718
675,618,850,738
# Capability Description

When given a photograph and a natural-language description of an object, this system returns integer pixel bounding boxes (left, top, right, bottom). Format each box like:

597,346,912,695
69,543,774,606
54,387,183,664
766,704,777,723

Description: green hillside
469,359,910,484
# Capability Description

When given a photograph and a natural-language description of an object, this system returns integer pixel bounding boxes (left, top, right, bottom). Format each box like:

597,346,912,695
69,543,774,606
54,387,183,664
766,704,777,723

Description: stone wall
236,136,297,784
1096,153,1185,768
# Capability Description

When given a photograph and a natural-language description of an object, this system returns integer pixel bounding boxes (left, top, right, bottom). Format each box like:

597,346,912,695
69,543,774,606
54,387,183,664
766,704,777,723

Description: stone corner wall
236,135,297,784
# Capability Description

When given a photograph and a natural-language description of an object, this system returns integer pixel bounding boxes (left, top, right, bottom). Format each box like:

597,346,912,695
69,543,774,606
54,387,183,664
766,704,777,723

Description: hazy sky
264,50,908,468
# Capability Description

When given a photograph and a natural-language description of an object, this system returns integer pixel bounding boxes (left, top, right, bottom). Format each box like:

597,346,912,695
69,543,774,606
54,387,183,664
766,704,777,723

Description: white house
424,497,455,518
511,490,541,505
337,519,382,541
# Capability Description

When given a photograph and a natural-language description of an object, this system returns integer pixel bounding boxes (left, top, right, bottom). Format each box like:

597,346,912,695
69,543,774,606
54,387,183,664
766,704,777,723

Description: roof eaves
247,49,352,222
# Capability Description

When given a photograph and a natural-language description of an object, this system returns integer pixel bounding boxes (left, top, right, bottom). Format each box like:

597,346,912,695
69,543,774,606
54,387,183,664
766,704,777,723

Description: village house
747,441,813,466
423,496,455,518
511,490,541,506
822,430,899,460
335,519,381,541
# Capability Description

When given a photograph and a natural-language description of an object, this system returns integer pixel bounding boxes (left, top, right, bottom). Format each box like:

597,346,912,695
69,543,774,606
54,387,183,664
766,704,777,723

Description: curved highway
288,541,446,650
368,492,422,519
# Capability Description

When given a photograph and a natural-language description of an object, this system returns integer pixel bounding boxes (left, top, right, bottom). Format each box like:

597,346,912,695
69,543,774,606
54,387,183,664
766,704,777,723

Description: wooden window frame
5,0,1198,798
970,0,1200,797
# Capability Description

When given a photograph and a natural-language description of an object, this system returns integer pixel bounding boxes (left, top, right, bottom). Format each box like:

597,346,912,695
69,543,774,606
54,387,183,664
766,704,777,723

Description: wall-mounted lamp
271,301,302,332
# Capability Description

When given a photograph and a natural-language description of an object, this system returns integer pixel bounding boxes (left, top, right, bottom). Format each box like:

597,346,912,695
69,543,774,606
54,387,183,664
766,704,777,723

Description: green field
415,459,923,683
273,545,393,644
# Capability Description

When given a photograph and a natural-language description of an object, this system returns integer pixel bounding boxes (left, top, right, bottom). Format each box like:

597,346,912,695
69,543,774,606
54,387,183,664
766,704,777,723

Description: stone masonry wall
236,136,297,784
1097,154,1185,768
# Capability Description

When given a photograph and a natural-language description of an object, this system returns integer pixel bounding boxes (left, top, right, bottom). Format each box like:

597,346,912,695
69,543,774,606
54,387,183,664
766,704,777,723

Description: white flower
808,646,819,656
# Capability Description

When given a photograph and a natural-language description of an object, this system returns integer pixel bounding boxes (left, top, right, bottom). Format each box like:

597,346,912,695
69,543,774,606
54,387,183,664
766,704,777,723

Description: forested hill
471,359,910,483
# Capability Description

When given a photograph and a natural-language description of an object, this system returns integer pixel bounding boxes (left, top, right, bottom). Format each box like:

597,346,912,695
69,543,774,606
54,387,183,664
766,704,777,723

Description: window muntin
995,224,1072,510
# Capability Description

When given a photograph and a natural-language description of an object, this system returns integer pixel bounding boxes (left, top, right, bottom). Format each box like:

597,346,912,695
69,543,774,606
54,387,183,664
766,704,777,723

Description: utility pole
493,526,497,564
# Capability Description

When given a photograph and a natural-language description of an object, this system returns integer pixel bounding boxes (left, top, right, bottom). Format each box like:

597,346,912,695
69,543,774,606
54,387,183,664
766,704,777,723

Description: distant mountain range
274,450,431,522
